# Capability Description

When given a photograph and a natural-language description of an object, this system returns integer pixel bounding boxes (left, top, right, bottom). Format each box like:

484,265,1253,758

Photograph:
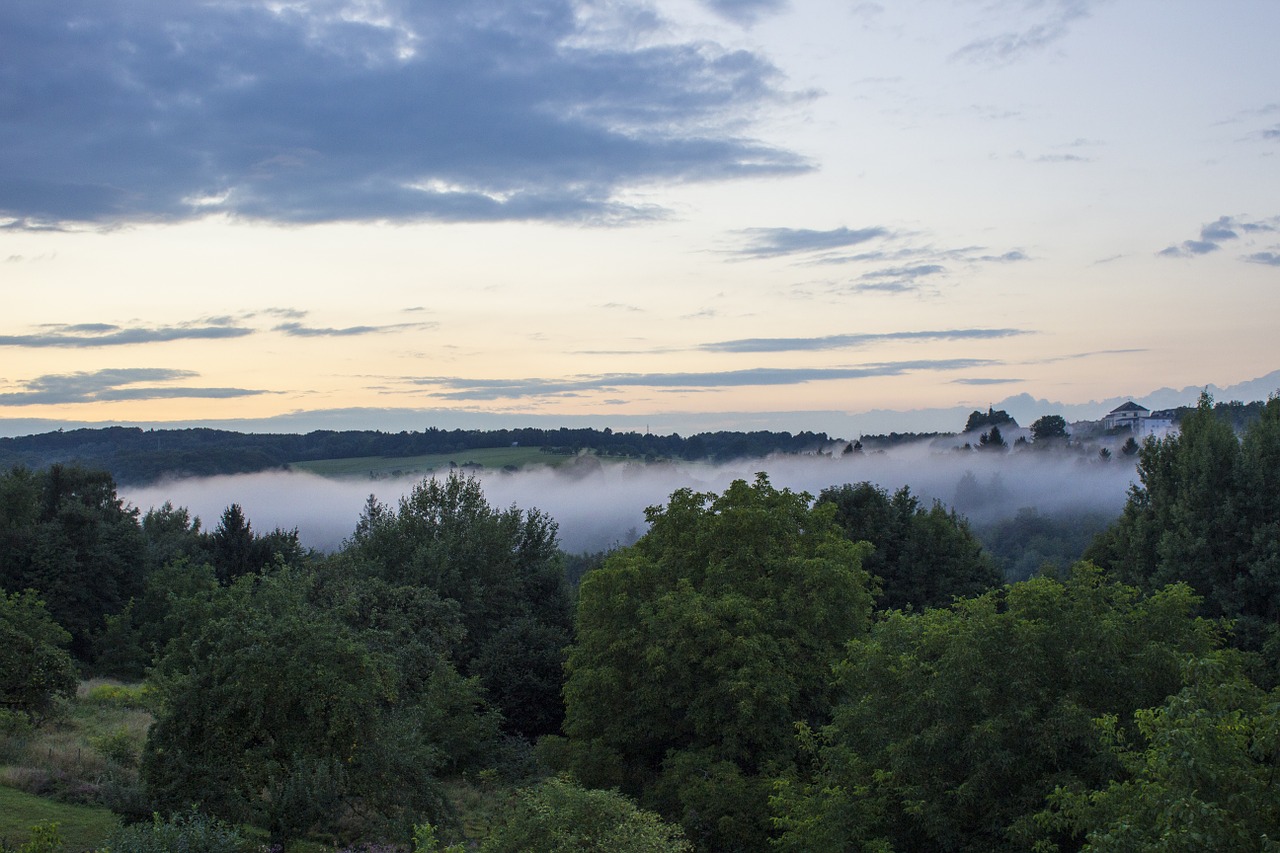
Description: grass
0,786,119,852
0,679,151,850
288,446,626,479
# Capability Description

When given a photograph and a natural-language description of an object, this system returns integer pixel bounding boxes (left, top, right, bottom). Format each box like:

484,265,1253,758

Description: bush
98,810,247,853
481,776,690,853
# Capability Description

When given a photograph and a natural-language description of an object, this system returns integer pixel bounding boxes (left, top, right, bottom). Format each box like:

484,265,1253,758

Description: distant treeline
0,425,839,484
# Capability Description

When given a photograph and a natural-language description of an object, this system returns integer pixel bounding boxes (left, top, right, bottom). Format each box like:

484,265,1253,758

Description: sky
3,0,1279,439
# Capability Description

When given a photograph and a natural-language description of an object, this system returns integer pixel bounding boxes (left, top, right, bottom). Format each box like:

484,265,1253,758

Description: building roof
1109,401,1149,414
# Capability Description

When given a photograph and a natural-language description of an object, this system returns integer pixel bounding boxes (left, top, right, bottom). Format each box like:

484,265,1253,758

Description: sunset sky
3,0,1278,437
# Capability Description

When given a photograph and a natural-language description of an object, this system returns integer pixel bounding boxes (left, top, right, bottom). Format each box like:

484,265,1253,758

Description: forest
2,393,1278,852
0,426,843,486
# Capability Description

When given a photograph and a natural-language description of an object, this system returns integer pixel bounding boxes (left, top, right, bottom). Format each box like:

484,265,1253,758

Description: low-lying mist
120,444,1140,555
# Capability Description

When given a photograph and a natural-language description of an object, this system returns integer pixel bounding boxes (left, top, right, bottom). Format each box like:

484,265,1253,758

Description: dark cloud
701,327,1025,353
0,1,809,228
273,321,435,337
412,358,994,400
1159,215,1278,258
699,0,788,26
730,226,891,259
0,322,253,348
1244,251,1280,267
0,368,268,406
951,0,1095,65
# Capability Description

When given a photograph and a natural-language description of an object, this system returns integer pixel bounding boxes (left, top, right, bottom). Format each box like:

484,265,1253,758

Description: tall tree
343,473,571,739
563,475,875,852
1087,392,1280,656
818,482,1001,610
0,465,143,658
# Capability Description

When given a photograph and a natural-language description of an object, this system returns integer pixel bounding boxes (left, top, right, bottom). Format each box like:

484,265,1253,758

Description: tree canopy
817,482,1000,610
563,475,875,852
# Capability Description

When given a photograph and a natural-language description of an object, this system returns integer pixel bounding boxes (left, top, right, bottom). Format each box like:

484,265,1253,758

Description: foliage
98,809,248,853
480,777,691,853
1087,392,1280,656
141,567,493,848
206,504,305,585
818,482,1001,610
0,590,78,725
978,424,1008,451
344,473,571,738
1030,415,1069,443
564,475,875,851
1041,655,1280,852
975,508,1115,582
1,821,63,853
0,426,840,486
964,408,1015,434
771,564,1222,853
0,465,144,659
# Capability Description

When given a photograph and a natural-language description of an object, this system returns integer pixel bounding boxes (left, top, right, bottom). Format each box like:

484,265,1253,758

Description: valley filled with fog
121,442,1140,555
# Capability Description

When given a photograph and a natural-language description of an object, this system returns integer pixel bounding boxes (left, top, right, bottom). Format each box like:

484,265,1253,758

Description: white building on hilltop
1105,402,1178,439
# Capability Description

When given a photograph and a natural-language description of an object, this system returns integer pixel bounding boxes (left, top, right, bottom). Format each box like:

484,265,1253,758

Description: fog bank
119,445,1139,554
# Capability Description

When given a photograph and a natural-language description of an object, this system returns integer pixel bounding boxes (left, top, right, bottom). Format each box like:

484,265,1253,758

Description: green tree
0,465,144,659
563,475,875,852
771,564,1221,853
1087,392,1280,656
142,567,494,848
965,408,1015,434
818,482,1000,610
344,474,571,739
1042,655,1280,852
978,424,1008,451
0,590,78,726
1031,415,1069,444
205,503,305,585
481,777,691,853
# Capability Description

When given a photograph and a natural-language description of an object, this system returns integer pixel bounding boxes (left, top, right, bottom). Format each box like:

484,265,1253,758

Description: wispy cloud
951,0,1097,65
729,226,892,259
701,327,1026,353
273,321,436,338
410,359,995,400
0,2,809,227
1159,215,1279,258
0,368,268,406
0,322,253,348
951,377,1021,385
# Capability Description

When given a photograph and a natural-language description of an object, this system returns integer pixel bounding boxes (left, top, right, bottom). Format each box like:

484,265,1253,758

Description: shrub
98,810,247,853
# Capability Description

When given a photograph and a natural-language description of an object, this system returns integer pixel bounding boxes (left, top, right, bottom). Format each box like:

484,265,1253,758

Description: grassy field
289,446,607,478
0,786,119,852
0,680,151,852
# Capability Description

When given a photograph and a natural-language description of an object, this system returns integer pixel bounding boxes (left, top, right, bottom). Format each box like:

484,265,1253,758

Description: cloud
701,327,1026,353
1159,215,1279,258
0,368,269,406
698,0,788,26
1244,251,1280,267
729,226,892,259
411,359,995,400
273,321,436,337
0,1,809,227
951,0,1097,65
950,377,1021,385
0,322,253,348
